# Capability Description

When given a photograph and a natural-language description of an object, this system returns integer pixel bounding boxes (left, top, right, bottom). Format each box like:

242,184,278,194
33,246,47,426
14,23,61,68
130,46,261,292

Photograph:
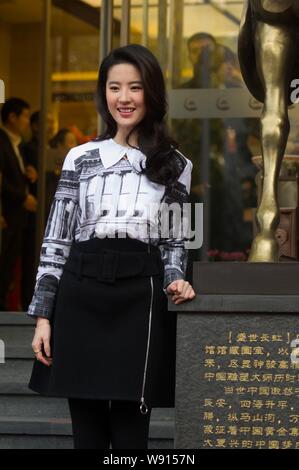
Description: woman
27,44,195,449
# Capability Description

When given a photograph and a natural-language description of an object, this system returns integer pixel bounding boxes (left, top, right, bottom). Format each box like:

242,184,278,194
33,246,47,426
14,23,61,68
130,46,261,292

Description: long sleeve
27,148,79,320
158,155,193,290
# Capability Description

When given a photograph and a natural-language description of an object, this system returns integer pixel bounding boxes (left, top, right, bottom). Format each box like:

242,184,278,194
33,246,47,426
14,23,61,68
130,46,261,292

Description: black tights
67,397,152,449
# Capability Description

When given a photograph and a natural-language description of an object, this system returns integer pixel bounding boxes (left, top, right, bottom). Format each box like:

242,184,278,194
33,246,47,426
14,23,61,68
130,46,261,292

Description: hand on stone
166,279,196,305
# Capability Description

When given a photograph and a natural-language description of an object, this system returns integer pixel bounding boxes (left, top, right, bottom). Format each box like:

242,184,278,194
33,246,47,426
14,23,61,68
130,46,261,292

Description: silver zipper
139,242,154,415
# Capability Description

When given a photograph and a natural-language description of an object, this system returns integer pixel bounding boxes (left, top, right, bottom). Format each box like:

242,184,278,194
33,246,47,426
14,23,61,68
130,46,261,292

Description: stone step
0,312,35,359
0,416,71,434
0,436,173,449
0,359,34,387
0,395,70,419
0,393,174,423
0,417,174,449
0,312,34,325
1,347,34,359
0,416,173,437
0,435,73,449
0,327,35,358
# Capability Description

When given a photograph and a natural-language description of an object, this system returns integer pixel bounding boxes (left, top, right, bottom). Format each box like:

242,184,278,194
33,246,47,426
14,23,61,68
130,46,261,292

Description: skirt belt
63,246,162,284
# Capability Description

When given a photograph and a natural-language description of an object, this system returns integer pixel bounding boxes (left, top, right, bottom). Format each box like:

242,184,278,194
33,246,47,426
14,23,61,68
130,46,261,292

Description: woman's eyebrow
107,80,143,85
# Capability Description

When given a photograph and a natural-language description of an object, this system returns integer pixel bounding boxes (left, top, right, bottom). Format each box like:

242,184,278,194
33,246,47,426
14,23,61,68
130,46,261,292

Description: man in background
0,98,37,311
21,110,56,309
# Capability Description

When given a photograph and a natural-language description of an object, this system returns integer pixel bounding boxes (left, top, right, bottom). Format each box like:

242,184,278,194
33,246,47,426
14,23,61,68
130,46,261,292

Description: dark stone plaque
173,263,299,449
175,313,299,449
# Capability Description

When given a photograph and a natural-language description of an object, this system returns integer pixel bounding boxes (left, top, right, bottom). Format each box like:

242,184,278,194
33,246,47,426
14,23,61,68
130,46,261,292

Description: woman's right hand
31,318,53,367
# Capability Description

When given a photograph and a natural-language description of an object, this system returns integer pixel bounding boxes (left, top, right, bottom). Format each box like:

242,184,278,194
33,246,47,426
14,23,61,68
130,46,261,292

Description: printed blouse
27,137,193,320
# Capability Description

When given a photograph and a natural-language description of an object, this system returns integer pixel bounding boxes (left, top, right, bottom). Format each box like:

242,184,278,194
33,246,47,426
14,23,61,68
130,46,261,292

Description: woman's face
106,63,146,134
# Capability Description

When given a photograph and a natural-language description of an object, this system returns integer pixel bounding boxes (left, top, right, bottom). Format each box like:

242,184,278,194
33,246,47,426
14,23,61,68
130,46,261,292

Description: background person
0,97,37,311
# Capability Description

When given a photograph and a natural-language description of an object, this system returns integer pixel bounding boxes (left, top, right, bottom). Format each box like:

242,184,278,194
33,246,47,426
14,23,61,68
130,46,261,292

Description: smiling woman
26,43,194,451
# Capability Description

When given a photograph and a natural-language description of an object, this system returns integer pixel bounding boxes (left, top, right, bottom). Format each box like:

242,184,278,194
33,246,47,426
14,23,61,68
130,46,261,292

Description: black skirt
28,236,177,411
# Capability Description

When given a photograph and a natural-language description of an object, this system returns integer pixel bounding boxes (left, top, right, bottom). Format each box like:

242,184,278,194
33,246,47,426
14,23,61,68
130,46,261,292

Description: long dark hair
95,44,183,186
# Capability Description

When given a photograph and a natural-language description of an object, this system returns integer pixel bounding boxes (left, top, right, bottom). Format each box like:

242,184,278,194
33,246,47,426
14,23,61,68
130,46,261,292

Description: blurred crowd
0,97,94,312
171,32,260,274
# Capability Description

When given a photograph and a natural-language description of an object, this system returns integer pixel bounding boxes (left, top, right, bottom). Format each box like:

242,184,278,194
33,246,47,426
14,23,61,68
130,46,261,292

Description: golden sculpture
238,0,299,261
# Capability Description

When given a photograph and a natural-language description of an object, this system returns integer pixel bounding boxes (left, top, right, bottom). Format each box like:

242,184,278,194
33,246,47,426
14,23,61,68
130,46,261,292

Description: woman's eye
109,86,142,92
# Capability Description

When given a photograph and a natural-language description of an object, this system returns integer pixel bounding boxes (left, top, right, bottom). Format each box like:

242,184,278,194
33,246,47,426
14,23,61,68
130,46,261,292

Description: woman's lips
117,108,135,118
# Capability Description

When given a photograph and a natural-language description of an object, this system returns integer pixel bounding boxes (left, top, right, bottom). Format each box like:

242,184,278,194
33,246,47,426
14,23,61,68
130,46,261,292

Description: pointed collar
2,126,21,147
99,138,146,173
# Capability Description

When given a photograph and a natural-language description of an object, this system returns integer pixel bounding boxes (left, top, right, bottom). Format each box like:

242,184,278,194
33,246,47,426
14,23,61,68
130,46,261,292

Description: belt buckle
97,250,119,284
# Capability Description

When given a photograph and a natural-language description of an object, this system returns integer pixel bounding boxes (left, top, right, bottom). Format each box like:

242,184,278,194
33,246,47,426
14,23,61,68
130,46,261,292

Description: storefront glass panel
0,0,43,311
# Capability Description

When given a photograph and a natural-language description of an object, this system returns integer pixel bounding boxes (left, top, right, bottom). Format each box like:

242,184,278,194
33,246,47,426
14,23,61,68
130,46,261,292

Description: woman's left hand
166,279,196,305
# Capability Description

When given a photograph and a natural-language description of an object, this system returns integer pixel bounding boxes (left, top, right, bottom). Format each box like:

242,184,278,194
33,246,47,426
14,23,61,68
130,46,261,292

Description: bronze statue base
248,233,279,262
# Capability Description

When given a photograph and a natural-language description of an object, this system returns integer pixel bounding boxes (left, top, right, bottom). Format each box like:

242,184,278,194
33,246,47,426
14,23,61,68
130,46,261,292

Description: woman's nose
118,90,131,103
